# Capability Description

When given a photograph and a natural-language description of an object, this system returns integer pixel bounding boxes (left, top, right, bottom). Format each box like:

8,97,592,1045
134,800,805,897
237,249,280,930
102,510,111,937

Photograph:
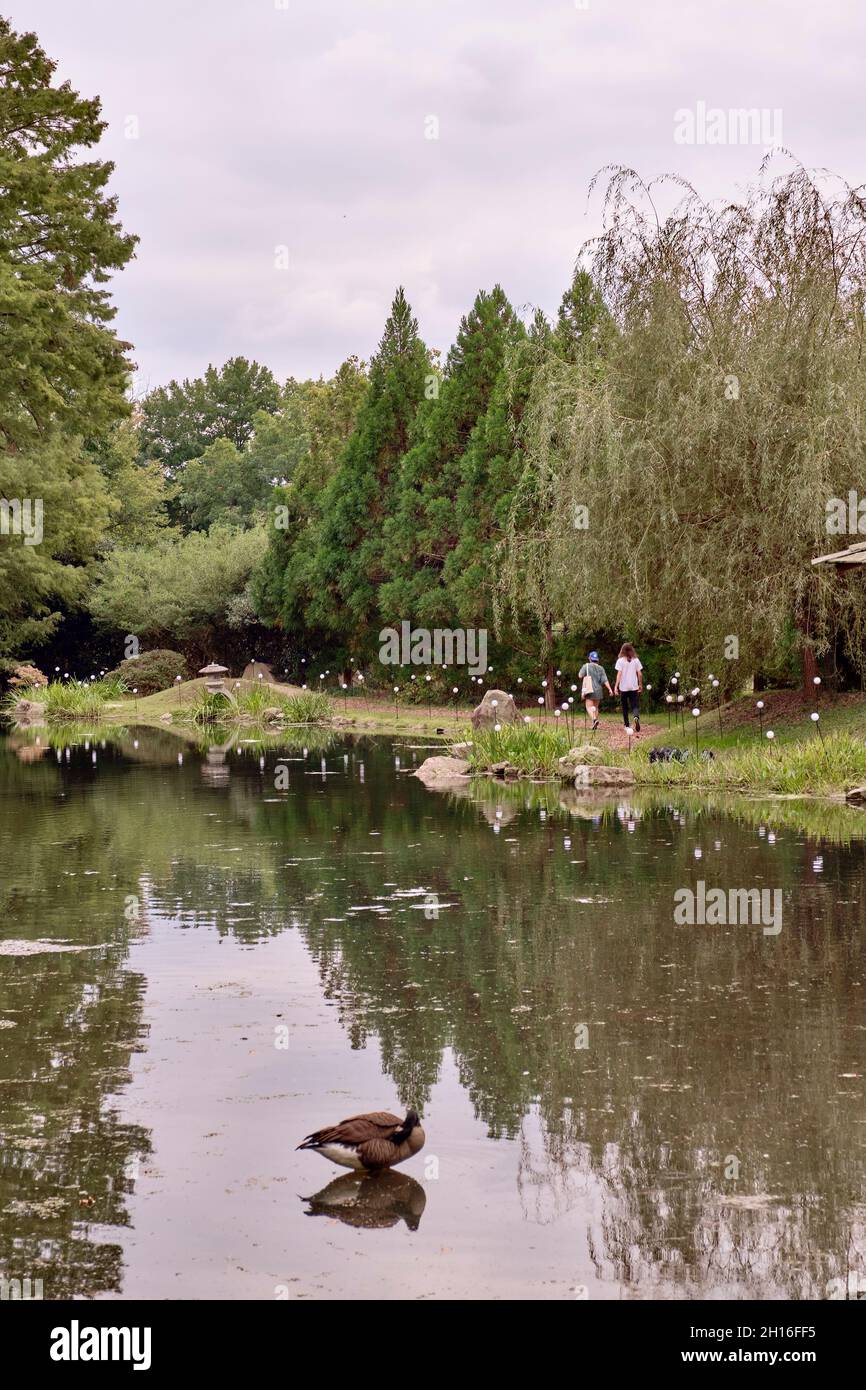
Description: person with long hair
614,642,643,732
578,650,613,732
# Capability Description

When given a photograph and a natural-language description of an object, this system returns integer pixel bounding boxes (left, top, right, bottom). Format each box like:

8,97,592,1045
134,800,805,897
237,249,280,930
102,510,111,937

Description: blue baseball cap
589,650,599,661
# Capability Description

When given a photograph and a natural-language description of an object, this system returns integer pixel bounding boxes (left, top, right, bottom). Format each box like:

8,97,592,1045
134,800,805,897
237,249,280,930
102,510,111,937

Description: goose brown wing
303,1112,401,1147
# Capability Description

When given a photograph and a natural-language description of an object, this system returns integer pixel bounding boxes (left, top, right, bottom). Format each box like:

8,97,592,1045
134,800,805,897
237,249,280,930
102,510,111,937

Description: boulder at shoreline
414,755,471,787
470,689,519,730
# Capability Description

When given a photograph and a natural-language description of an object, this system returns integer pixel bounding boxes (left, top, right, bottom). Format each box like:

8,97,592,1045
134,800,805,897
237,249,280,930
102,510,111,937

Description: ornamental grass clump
465,721,571,777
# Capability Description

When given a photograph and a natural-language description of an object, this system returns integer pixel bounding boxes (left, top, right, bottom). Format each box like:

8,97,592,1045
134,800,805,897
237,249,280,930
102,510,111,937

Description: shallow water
1,724,865,1300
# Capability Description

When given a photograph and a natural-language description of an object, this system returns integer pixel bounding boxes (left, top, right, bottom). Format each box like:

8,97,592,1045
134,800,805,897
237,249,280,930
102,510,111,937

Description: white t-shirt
615,656,642,691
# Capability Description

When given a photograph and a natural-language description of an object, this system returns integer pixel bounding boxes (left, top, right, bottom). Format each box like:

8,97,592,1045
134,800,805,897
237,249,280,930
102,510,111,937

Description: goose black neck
391,1115,415,1145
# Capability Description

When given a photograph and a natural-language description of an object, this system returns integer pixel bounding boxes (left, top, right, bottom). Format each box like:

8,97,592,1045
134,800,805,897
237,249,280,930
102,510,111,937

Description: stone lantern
198,662,229,695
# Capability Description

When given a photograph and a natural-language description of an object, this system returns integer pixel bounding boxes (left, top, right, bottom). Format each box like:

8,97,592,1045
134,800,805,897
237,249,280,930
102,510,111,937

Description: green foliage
0,17,136,451
1,433,113,654
107,648,188,695
497,268,615,685
248,359,369,638
281,690,333,723
503,161,866,686
185,690,232,725
306,289,429,653
89,524,268,649
0,18,136,659
87,418,170,547
464,721,572,776
380,286,518,629
186,685,333,725
5,676,123,720
138,357,280,477
628,729,866,796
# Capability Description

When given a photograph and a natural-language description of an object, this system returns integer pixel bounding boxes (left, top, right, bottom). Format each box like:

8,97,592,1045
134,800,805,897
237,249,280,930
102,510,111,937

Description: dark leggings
620,690,639,726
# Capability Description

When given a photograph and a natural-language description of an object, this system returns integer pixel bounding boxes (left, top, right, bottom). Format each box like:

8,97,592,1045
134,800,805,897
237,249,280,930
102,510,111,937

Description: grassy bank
623,729,866,797
9,677,866,798
183,686,333,725
457,706,866,798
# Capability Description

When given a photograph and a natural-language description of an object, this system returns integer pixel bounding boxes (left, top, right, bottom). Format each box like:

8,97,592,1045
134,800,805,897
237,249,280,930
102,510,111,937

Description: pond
1,724,865,1300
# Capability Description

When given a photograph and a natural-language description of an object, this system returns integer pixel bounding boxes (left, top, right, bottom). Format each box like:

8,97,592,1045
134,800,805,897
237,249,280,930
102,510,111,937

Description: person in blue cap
578,650,613,731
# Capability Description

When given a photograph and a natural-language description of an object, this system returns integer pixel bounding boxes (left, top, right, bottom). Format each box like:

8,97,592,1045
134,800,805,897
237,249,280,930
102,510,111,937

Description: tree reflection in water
2,727,865,1298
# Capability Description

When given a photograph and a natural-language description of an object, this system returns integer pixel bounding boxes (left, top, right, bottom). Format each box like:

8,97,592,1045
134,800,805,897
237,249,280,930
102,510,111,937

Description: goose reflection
301,1170,427,1231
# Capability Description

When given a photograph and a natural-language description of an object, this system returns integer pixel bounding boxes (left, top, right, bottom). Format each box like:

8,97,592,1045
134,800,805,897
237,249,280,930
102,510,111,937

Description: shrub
5,678,121,721
107,649,188,696
9,662,48,688
188,690,234,725
281,691,333,724
465,721,572,776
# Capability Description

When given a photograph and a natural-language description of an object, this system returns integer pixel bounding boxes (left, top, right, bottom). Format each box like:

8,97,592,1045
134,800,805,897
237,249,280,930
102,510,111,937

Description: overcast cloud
14,0,866,390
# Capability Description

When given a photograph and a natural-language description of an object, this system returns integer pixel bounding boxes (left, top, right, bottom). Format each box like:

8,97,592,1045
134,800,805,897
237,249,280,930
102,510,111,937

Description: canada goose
297,1109,425,1171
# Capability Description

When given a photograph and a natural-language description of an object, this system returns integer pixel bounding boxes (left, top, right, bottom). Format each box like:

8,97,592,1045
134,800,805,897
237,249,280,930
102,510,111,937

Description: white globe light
756,700,764,709
811,711,819,722
813,676,821,685
692,707,700,717
766,730,775,740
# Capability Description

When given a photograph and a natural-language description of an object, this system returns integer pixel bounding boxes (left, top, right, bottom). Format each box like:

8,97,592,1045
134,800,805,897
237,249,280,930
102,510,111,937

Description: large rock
414,755,471,787
12,699,45,724
242,660,273,682
573,764,636,787
470,689,519,730
558,744,606,777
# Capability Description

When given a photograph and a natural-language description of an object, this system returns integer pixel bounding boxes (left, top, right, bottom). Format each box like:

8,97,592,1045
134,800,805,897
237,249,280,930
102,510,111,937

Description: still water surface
1,725,865,1300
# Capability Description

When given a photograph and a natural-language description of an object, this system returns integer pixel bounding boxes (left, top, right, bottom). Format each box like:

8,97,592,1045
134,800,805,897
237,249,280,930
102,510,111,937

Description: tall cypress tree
379,286,516,628
308,288,428,661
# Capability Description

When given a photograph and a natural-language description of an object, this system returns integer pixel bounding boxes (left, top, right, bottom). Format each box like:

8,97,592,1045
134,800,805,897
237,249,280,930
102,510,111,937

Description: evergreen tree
1,434,112,653
307,289,428,660
379,286,516,628
251,359,369,654
0,18,136,451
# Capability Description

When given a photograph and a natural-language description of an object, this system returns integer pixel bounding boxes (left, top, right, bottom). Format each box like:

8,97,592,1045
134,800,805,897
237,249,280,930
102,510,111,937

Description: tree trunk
797,603,818,697
543,616,556,708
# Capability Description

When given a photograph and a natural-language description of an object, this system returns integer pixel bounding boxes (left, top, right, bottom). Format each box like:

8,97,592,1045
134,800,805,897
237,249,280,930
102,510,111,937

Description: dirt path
593,720,664,752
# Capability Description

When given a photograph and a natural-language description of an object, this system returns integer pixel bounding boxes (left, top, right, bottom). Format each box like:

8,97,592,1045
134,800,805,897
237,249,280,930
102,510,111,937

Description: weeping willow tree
501,158,866,690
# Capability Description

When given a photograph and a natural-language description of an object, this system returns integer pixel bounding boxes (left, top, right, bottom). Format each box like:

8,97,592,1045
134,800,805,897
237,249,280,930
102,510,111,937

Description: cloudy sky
17,0,866,391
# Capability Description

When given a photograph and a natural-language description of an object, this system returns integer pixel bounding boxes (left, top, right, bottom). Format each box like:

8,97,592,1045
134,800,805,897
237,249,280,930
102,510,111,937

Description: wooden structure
811,540,866,568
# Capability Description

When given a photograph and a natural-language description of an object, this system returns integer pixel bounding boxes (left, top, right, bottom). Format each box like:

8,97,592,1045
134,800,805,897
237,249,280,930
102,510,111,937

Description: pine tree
305,290,428,660
379,286,516,629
